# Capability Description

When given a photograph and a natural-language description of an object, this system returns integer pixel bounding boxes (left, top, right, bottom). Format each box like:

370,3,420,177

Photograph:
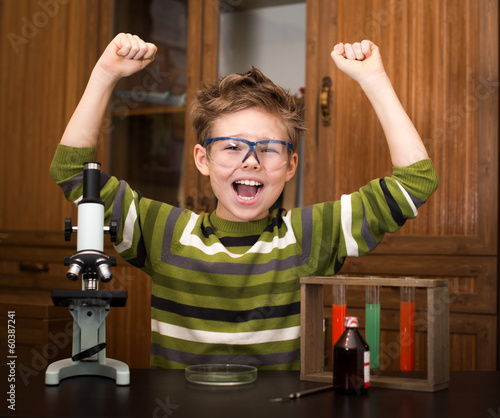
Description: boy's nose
241,151,261,169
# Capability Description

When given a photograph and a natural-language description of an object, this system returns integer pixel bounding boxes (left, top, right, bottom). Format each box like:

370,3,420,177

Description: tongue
235,183,257,198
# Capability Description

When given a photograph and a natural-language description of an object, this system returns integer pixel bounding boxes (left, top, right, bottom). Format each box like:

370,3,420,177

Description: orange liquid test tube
332,284,346,346
400,287,415,372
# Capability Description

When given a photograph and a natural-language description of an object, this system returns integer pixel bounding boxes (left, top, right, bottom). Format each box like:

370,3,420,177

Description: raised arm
330,40,429,167
60,33,157,148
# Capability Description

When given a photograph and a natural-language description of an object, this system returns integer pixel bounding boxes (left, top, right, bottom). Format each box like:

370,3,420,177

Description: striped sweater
50,145,439,370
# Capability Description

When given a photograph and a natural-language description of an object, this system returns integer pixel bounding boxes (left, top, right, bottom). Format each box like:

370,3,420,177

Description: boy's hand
330,40,387,87
95,33,157,83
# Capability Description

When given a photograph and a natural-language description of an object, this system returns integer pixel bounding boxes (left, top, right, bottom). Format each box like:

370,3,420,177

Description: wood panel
183,0,219,212
304,0,498,256
338,255,497,315
0,295,74,380
104,266,152,369
0,0,113,233
0,233,151,369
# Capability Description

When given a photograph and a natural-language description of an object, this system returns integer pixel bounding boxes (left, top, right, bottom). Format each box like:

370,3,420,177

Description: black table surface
3,368,500,418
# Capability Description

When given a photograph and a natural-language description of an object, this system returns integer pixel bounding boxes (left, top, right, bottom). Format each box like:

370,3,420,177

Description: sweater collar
208,211,273,235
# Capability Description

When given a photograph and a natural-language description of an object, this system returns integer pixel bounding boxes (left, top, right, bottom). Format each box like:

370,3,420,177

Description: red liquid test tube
400,286,415,372
332,284,346,346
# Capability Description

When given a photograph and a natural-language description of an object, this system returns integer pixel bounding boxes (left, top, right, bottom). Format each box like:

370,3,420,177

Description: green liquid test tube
365,286,380,369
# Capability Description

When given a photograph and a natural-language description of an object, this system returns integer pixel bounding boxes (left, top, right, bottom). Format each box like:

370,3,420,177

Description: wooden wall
305,0,499,370
0,0,152,369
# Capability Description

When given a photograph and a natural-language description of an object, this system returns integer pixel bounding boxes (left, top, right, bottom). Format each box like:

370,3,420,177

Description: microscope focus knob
109,219,118,242
65,217,73,241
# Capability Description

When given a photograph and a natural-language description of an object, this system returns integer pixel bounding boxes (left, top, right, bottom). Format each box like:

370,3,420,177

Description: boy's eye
224,144,242,151
259,144,282,155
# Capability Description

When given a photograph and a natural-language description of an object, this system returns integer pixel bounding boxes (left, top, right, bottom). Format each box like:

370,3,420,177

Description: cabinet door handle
320,76,332,126
19,262,50,273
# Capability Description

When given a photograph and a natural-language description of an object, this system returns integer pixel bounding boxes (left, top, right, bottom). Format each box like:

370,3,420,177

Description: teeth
235,180,262,186
234,180,262,201
239,188,262,200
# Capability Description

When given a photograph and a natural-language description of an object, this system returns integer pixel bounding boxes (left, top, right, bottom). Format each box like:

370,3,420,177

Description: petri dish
185,364,258,386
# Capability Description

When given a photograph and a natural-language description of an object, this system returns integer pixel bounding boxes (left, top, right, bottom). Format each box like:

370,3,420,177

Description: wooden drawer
0,291,73,384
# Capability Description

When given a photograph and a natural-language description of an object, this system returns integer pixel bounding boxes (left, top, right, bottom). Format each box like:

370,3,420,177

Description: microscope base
45,358,130,386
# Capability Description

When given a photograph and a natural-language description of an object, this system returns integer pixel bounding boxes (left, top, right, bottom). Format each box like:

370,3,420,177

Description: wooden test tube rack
300,276,449,392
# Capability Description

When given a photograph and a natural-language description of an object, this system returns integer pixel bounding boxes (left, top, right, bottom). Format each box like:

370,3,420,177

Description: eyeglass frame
202,136,295,171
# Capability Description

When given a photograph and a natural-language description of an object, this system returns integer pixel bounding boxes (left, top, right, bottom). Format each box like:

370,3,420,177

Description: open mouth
233,179,263,201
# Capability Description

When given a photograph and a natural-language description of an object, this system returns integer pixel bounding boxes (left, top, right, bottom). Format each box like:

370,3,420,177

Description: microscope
45,162,130,385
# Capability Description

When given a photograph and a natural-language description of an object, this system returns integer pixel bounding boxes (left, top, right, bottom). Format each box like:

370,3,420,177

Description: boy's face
194,107,298,222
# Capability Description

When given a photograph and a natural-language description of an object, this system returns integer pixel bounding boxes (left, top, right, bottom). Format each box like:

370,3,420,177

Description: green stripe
151,262,302,288
151,273,300,299
151,283,300,311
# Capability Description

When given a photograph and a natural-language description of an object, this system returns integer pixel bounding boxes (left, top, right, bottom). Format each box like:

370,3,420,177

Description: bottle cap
344,316,358,327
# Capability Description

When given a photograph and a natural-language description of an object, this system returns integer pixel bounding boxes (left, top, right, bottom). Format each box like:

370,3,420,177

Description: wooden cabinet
0,0,217,369
0,0,498,372
304,0,498,371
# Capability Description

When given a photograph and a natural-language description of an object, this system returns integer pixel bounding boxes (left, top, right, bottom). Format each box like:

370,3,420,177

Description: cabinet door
182,0,219,212
0,0,113,233
304,0,498,256
305,0,498,371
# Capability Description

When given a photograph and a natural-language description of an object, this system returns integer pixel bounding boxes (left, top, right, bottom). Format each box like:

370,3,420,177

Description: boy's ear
193,144,210,176
285,152,299,182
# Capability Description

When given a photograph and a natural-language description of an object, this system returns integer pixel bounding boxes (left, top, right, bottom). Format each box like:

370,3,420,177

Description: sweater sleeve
49,144,151,273
302,158,439,276
339,158,438,258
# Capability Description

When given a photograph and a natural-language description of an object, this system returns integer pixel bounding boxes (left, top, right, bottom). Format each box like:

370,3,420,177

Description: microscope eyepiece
81,162,103,205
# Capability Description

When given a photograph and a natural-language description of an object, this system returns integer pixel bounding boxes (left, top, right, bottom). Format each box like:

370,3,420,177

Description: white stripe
151,319,300,345
395,180,418,217
340,194,358,257
179,211,297,258
114,190,138,253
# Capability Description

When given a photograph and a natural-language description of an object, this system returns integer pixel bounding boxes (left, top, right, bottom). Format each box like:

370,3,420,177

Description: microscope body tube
77,162,104,252
77,203,104,252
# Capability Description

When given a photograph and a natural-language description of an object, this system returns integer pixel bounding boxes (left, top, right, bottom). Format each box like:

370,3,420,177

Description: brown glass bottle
333,316,370,395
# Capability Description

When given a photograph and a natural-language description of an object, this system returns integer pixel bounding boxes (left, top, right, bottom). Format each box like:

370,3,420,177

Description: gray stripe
360,202,378,252
111,180,128,235
60,171,112,198
161,207,312,275
60,173,83,195
408,190,425,208
150,343,300,367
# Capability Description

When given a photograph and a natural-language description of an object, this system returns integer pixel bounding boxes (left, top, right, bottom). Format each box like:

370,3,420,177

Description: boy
50,33,438,369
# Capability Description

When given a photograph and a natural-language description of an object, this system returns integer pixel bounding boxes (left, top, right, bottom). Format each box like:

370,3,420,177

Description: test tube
365,285,380,369
400,286,415,372
332,284,346,346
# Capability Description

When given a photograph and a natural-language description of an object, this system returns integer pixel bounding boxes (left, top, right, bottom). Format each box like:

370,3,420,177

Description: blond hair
189,67,305,150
